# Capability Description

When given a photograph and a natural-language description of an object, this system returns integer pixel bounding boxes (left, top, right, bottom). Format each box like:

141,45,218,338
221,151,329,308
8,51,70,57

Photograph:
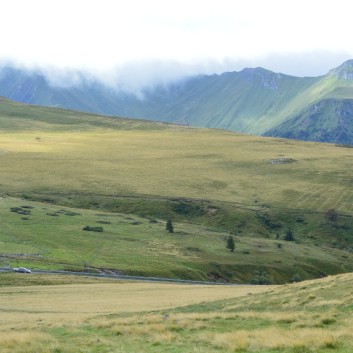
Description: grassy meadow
1,99,353,282
1,89,353,352
1,272,353,353
2,97,353,215
2,127,353,213
1,196,353,283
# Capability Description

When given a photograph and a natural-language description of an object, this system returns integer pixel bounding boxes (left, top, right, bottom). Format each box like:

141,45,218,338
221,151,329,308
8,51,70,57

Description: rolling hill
1,98,353,283
2,60,353,143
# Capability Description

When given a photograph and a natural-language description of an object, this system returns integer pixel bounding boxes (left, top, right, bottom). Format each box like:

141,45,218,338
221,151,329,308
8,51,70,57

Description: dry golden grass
0,276,271,351
91,308,353,352
2,273,353,352
210,327,347,351
0,331,57,353
1,128,353,213
0,279,270,331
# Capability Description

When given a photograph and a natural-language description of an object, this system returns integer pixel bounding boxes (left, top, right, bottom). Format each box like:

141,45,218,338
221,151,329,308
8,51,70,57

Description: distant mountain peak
2,60,353,145
328,59,353,79
239,67,283,91
240,66,277,76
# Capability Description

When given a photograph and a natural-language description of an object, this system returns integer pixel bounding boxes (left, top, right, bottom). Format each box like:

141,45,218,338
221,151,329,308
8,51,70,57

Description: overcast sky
1,0,353,89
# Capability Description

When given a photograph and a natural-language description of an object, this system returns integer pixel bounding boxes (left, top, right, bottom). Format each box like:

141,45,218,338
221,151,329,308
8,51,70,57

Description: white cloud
1,0,353,86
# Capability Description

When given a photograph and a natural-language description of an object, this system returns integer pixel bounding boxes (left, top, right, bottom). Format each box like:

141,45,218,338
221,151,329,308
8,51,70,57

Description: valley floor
0,272,352,353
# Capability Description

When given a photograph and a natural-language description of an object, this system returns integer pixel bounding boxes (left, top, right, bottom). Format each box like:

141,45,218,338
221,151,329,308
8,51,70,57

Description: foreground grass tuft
0,331,57,353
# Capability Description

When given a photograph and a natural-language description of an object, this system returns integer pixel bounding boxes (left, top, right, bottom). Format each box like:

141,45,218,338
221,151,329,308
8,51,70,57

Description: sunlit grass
2,196,352,283
1,126,353,213
0,275,269,330
0,331,57,353
2,273,353,352
1,101,353,282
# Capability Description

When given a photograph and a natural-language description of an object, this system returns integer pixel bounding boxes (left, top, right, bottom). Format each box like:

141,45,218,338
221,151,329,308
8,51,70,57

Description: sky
1,0,353,90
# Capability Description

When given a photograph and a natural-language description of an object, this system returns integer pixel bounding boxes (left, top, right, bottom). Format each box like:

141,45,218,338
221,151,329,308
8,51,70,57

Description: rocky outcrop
240,67,284,91
328,59,353,80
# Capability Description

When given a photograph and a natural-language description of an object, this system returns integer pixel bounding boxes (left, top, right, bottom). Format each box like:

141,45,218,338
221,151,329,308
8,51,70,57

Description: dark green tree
166,219,174,233
284,229,294,241
226,235,235,252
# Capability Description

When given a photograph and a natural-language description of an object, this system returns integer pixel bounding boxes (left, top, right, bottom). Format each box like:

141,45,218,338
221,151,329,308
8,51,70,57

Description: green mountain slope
262,61,353,143
142,69,320,134
265,98,353,143
2,60,353,143
145,61,353,138
0,67,147,117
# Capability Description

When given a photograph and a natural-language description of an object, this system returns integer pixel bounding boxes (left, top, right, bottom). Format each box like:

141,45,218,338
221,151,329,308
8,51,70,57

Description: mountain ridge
328,59,353,79
1,60,353,143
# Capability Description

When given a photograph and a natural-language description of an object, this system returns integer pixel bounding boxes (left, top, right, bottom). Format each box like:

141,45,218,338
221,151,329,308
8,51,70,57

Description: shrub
250,270,272,285
10,207,22,212
172,201,205,216
284,229,294,241
64,211,81,216
321,318,336,326
132,221,142,225
82,226,103,232
257,212,283,230
186,246,201,252
10,207,31,215
291,273,302,282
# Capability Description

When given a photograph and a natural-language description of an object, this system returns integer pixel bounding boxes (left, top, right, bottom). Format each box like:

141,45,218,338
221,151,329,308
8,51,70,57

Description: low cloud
1,51,352,97
87,52,353,94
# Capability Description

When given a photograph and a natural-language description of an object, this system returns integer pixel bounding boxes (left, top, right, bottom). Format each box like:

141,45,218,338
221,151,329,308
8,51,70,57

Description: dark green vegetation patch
82,225,104,232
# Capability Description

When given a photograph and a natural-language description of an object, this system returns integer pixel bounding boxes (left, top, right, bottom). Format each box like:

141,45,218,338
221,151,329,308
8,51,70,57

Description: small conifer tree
284,229,294,241
226,235,235,252
166,219,174,233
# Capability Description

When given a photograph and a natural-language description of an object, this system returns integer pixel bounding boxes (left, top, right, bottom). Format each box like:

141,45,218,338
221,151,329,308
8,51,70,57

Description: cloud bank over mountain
1,0,353,92
1,51,351,95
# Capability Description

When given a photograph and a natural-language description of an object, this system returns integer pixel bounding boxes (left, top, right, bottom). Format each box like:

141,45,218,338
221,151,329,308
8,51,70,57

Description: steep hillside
0,65,320,134
0,66,144,117
2,61,353,143
141,69,320,134
265,98,353,143
144,60,353,139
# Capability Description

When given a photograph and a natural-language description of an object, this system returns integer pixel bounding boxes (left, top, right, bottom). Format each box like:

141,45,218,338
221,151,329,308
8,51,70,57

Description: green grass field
1,98,353,282
1,272,352,353
2,197,352,283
